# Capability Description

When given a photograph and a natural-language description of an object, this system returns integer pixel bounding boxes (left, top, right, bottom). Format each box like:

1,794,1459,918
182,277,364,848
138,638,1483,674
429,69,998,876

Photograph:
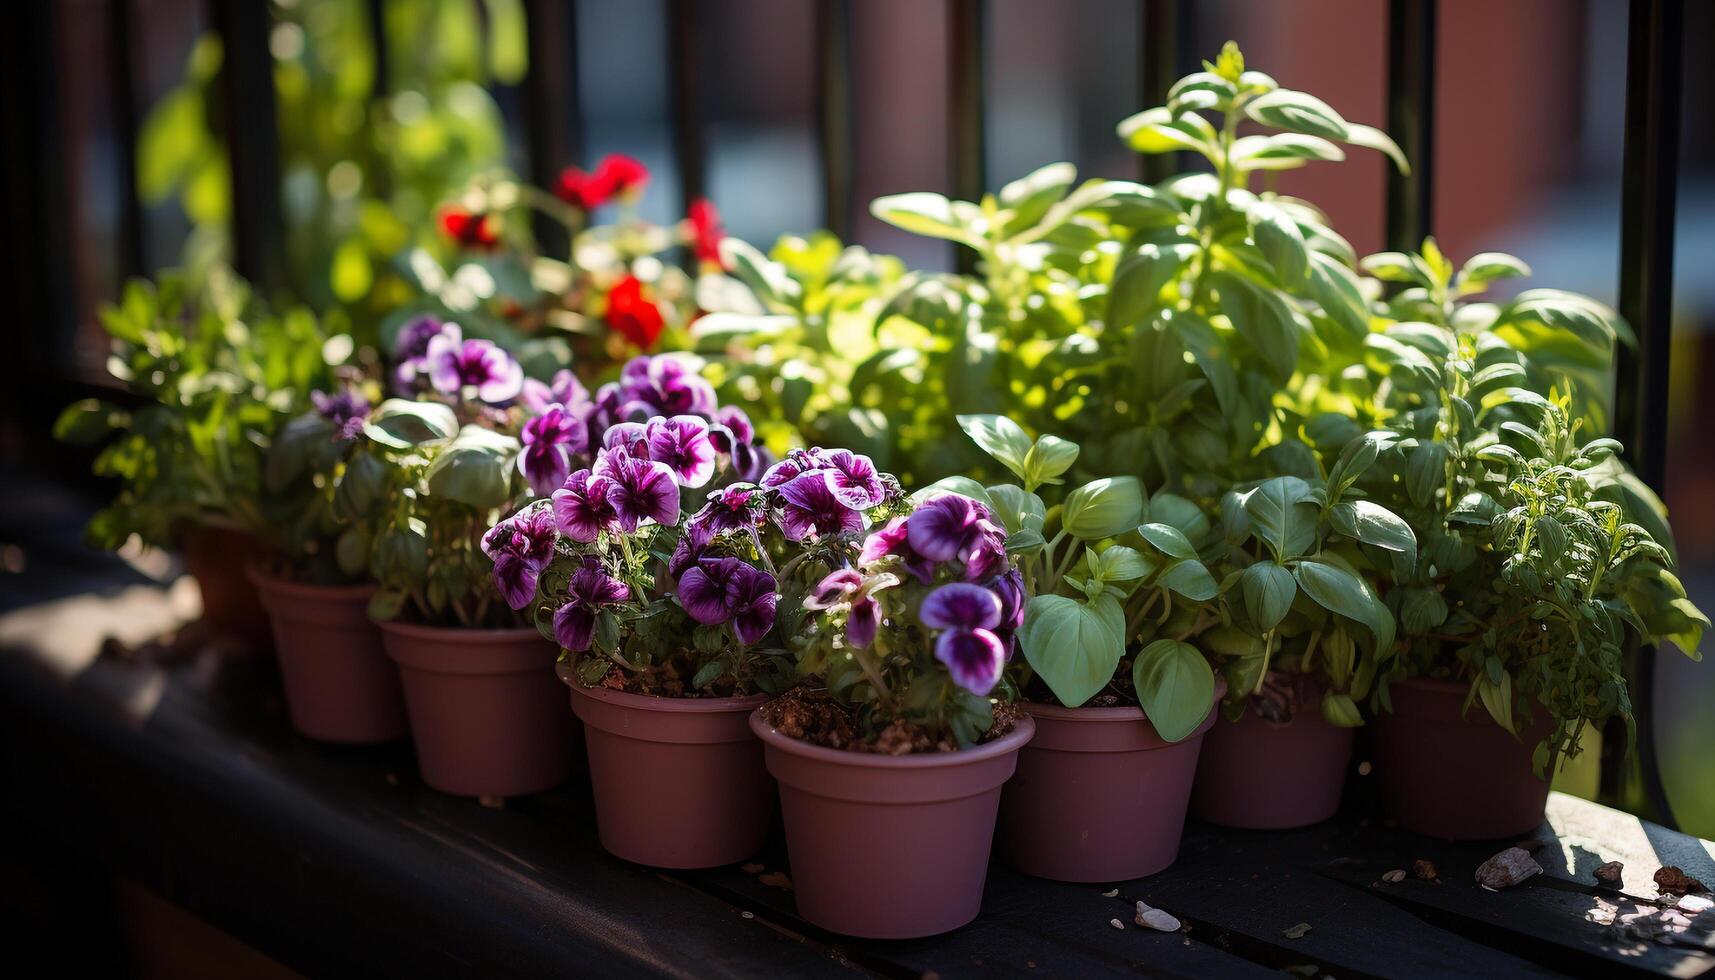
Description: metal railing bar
109,0,145,282
948,0,985,274
1613,0,1684,829
523,0,581,253
1385,0,1436,252
209,0,285,293
816,0,855,243
668,0,706,222
1138,0,1184,184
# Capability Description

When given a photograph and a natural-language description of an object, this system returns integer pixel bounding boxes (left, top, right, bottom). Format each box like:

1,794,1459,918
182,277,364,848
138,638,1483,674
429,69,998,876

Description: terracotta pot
1372,677,1552,840
378,622,574,798
248,569,407,744
563,667,772,868
1191,699,1355,830
751,711,1035,939
998,684,1221,883
181,526,270,647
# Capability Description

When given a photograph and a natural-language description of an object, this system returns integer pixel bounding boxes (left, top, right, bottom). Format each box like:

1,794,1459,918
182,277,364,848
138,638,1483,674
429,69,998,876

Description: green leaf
1131,639,1216,742
1229,133,1345,170
367,588,406,621
365,399,458,450
1244,89,1350,140
1241,561,1296,632
1249,201,1311,286
910,476,996,513
720,238,800,309
1019,593,1126,707
1308,252,1372,342
1241,476,1316,560
1342,123,1410,174
1092,545,1151,584
870,192,978,248
986,484,1047,536
1328,500,1417,564
1062,476,1144,541
1215,272,1300,383
1406,441,1448,508
266,412,340,493
1295,559,1394,653
1136,522,1197,560
1476,671,1516,736
1360,251,1426,285
1108,242,1197,330
1117,107,1217,157
54,399,127,446
1321,691,1364,727
957,414,1033,480
1022,434,1079,487
1156,559,1219,602
1459,252,1532,289
424,425,520,509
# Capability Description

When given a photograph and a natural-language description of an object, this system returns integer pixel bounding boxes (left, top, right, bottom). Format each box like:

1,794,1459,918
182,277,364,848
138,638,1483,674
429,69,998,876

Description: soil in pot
751,693,1035,939
1190,677,1355,830
181,525,270,649
564,665,773,869
1372,677,1554,841
249,568,407,744
379,622,574,798
997,681,1222,883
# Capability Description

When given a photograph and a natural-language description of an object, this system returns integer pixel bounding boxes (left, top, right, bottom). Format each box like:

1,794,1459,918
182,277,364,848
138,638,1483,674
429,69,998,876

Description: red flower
687,198,726,270
606,275,664,349
553,154,651,211
438,205,500,249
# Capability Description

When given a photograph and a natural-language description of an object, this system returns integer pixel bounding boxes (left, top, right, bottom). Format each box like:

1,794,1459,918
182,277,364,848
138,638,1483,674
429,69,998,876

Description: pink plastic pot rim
246,564,376,602
557,661,770,714
377,621,555,676
1018,677,1225,753
749,708,1036,771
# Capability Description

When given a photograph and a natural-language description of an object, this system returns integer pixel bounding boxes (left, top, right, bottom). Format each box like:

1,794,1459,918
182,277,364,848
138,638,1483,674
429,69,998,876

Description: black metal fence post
1385,0,1436,251
668,0,706,222
1138,0,1184,184
817,0,855,243
109,0,145,282
210,0,285,294
523,0,582,253
1614,0,1684,828
948,0,985,274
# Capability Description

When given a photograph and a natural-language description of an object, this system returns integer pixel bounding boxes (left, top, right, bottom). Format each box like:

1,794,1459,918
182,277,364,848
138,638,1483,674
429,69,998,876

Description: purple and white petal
935,628,1007,696
919,582,1003,631
553,603,598,652
821,449,886,510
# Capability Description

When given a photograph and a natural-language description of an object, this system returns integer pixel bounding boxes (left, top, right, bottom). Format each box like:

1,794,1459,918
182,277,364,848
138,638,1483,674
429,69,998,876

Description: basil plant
923,415,1221,742
867,41,1405,503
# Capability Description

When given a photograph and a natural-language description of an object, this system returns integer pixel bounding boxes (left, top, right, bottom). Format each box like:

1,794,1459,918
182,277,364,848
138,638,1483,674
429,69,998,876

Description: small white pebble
740,911,754,920
1134,901,1181,932
1110,918,1125,930
1101,888,1119,898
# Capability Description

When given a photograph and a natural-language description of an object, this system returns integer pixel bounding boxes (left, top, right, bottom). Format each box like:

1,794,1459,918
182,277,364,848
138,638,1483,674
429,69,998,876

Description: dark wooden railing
7,0,1691,824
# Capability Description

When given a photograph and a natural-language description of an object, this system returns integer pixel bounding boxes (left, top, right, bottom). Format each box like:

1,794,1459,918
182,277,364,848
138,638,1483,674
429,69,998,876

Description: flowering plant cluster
488,430,899,697
399,154,726,395
790,488,1028,748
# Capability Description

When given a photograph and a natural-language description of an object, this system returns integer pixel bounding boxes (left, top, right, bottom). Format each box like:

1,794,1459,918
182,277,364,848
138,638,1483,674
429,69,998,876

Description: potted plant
499,379,816,869
56,273,336,647
1189,449,1405,829
353,322,578,798
750,485,1034,938
250,377,409,743
1346,242,1707,839
924,416,1221,881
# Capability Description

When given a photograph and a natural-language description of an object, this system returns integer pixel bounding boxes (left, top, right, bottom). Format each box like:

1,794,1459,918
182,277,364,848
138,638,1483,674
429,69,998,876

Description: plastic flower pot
248,568,407,744
750,710,1035,939
997,682,1222,883
378,622,574,798
181,525,270,648
1372,677,1553,840
563,666,772,869
1190,691,1355,830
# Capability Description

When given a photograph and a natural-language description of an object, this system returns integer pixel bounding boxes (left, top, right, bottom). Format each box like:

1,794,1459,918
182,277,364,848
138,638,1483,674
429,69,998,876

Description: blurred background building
10,0,1715,832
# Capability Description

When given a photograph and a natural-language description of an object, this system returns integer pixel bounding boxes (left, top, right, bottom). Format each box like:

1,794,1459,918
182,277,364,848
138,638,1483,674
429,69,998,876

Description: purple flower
391,316,453,391
618,355,717,419
803,568,898,649
677,557,778,645
481,506,559,610
920,582,1007,695
598,451,681,532
519,404,591,496
311,388,369,441
987,569,1027,633
667,519,714,578
907,494,1008,579
426,334,524,404
521,369,590,416
775,471,866,541
601,420,648,457
551,468,618,542
860,517,937,584
645,415,718,488
820,449,886,510
586,382,626,444
761,448,830,489
688,484,766,536
708,406,769,483
552,558,631,651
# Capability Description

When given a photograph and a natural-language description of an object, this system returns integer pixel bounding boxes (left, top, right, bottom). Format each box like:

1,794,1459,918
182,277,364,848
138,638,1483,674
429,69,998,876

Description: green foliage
72,272,338,552
137,0,520,333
